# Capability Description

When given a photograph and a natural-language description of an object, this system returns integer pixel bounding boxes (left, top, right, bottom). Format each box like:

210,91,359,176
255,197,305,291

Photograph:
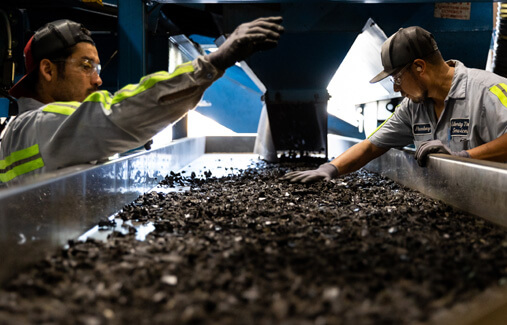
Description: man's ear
413,59,426,74
39,59,55,82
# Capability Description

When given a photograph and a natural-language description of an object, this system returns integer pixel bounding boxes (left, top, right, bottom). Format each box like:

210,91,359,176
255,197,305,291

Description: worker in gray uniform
283,26,507,183
0,17,284,184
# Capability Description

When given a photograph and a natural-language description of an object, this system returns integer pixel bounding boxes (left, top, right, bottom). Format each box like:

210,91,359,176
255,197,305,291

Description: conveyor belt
0,137,206,284
78,152,259,242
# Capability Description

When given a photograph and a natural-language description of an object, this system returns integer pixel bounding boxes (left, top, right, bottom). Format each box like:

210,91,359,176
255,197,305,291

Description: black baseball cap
370,26,438,83
9,19,94,98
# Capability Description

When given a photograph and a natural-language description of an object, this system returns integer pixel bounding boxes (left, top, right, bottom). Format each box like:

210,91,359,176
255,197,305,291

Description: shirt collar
446,60,467,100
17,97,45,114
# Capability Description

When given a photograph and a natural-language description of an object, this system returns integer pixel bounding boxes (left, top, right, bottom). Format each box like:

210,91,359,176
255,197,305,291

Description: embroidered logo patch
450,118,469,137
413,123,432,135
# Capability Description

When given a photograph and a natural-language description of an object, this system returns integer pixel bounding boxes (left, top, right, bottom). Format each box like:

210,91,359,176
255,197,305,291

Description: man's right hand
415,139,470,167
207,16,284,70
280,163,339,184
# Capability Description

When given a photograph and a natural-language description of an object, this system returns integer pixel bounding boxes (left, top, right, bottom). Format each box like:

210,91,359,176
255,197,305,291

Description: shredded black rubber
0,161,506,325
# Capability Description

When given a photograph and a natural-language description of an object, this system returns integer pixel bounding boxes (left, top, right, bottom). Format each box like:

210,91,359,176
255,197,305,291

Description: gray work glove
207,16,284,70
415,139,470,167
280,163,339,183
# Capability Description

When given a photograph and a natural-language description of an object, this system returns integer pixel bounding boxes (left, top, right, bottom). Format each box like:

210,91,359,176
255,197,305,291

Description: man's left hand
415,140,470,167
207,16,284,70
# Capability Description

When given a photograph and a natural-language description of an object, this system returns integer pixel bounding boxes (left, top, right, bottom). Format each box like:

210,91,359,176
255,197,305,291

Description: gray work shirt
0,57,222,184
368,60,507,152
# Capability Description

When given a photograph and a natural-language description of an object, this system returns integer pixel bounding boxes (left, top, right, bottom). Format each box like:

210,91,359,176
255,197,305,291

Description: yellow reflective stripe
84,91,112,109
82,62,195,108
367,111,395,139
42,102,79,115
0,144,45,182
0,144,39,169
0,158,44,183
111,63,195,105
489,83,507,108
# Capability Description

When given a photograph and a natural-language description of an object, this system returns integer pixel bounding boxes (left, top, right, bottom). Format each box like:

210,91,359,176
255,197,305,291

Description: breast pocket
413,123,433,147
449,137,469,151
449,118,470,151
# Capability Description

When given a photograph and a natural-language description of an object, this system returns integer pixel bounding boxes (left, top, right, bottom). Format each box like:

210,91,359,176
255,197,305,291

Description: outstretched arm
331,139,389,175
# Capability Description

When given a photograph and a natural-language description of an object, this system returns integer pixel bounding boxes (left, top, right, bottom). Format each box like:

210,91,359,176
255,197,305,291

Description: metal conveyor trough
0,134,506,324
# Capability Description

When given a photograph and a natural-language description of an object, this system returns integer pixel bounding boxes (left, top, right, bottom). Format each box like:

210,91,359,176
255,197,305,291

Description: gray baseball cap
370,26,438,83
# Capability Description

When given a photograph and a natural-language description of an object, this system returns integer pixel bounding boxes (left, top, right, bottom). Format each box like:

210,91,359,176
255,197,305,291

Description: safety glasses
389,62,412,86
52,58,101,76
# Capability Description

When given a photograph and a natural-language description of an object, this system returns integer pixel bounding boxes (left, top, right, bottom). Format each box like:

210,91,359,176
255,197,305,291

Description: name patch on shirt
450,118,469,137
413,123,432,135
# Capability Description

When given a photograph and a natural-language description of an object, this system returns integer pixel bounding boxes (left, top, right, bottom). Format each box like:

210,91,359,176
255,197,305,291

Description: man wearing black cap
0,17,284,184
283,26,507,183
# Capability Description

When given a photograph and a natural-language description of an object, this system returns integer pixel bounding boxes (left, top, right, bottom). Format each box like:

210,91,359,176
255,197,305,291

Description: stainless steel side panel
368,151,507,226
0,137,205,283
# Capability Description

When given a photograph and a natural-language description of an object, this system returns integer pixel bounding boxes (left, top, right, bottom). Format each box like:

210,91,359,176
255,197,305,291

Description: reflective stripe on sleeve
367,111,395,139
84,91,112,109
82,62,195,108
42,102,79,115
489,83,507,108
0,144,44,182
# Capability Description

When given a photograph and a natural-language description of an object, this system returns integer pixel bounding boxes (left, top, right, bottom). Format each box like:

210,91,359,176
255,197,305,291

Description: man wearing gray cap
283,26,507,183
0,17,284,184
